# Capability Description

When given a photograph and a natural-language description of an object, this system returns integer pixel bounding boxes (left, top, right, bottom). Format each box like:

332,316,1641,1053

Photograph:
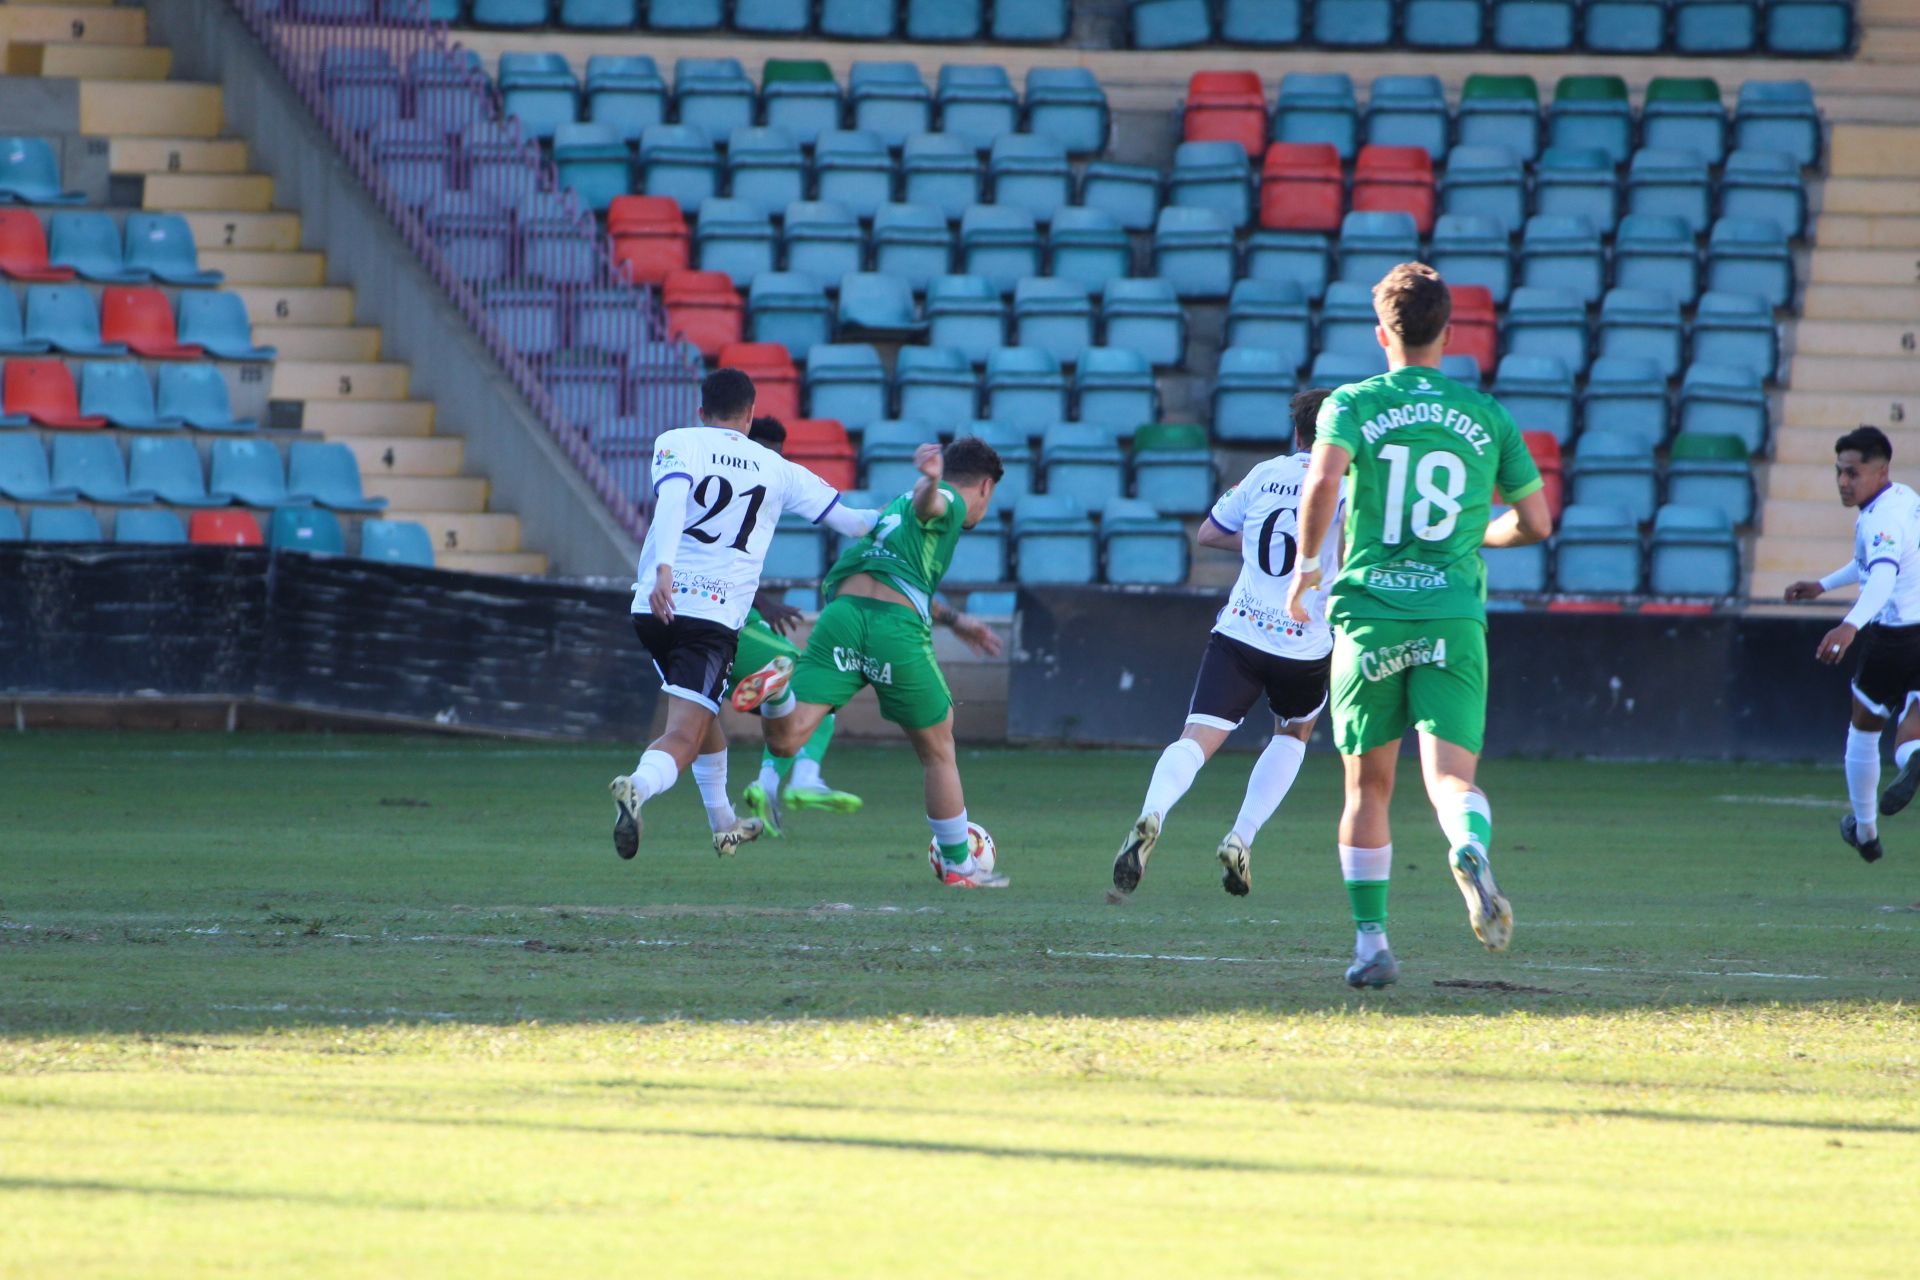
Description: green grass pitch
3,731,1918,1277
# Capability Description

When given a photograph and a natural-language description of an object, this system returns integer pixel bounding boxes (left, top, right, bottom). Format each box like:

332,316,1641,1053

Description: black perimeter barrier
0,547,655,738
1011,586,1857,761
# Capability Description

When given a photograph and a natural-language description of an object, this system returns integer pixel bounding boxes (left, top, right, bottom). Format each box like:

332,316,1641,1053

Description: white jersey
1853,480,1920,628
630,425,840,630
1207,453,1343,660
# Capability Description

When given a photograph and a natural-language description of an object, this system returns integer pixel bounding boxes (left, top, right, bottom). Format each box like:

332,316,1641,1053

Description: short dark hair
943,436,1005,488
748,415,787,451
1372,262,1452,349
701,367,756,422
1291,388,1332,449
1837,425,1893,464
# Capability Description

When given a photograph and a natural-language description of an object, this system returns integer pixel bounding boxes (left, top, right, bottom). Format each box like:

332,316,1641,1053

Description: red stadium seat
1259,142,1344,232
784,417,858,490
188,510,264,546
718,341,801,421
0,209,75,282
1523,429,1565,520
100,286,204,359
662,270,743,359
1445,283,1498,376
609,195,690,285
1183,71,1269,157
1546,599,1624,613
1351,145,1436,234
3,357,104,429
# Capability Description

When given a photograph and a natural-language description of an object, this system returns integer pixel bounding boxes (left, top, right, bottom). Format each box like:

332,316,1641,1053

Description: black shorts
1852,621,1920,719
1186,631,1331,730
633,613,738,713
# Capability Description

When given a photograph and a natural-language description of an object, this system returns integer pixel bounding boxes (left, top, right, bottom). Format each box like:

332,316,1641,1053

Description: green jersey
821,481,965,623
1316,366,1543,625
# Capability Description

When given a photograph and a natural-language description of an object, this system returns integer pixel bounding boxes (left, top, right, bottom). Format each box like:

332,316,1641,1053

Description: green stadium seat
1548,76,1633,165
760,60,839,146
269,506,345,555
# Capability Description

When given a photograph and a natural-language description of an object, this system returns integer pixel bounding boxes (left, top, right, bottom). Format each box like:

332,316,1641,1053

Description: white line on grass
1043,948,1834,982
1713,795,1837,808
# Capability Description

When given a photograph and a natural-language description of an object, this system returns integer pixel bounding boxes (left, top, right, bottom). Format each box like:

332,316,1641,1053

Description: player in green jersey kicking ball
763,437,1009,887
1287,263,1554,989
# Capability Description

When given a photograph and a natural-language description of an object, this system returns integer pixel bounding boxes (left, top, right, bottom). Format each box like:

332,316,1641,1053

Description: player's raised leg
1879,697,1920,819
1339,741,1400,989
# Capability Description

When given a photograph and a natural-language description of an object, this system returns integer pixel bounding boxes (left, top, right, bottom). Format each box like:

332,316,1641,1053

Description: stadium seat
1274,73,1361,162
123,213,221,286
900,134,982,224
1221,0,1302,42
1441,354,1484,388
1599,288,1684,379
1319,281,1385,356
173,292,271,362
1101,278,1186,367
1673,0,1758,53
549,364,621,433
1441,146,1528,236
0,435,72,500
1493,0,1576,49
1524,431,1566,518
0,290,49,355
814,130,894,222
110,508,185,545
1214,346,1300,443
906,0,981,38
1337,210,1420,285
716,128,803,221
1259,142,1344,234
497,53,579,143
1519,215,1605,306
939,67,1019,154
1582,356,1669,451
408,47,490,131
1169,141,1253,230
659,270,742,358
1650,503,1738,596
79,363,173,431
1483,505,1548,592
1690,291,1777,381
28,506,101,543
1505,286,1590,376
990,135,1072,226
100,287,202,360
47,212,144,284
1308,349,1387,389
1707,217,1793,309
1130,0,1214,49
673,57,755,140
693,199,776,288
1313,0,1393,44
0,508,16,541
211,438,302,508
1612,216,1699,306
639,125,722,216
1244,230,1330,302
1041,424,1125,510
926,275,1007,364
1735,81,1821,168
1080,160,1162,233
757,60,838,147
1073,347,1157,439
1581,0,1665,51
1768,0,1852,53
806,344,887,429
735,0,811,31
1446,284,1499,377
821,0,898,37
125,436,221,507
1026,68,1109,157
1457,75,1541,164
360,518,435,567
1569,430,1658,523
1153,207,1237,298
0,137,83,204
458,121,539,214
753,272,837,358
0,210,74,282
189,509,264,546
849,63,931,149
320,48,404,136
584,55,667,143
1554,505,1642,594
518,193,597,287
644,0,724,26
961,205,1043,296
1533,148,1619,237
872,203,955,294
1013,278,1095,366
1013,492,1096,583
470,0,548,23
50,434,148,504
1491,354,1575,444
985,346,1067,431
1678,362,1768,452
993,0,1068,38
949,508,1009,581
777,201,860,287
895,346,977,429
1548,76,1632,166
716,342,799,420
1643,78,1728,167
1101,497,1189,585
1627,149,1712,236
561,0,640,28
1352,146,1436,235
371,120,454,211
1130,422,1214,514
785,418,859,490
5,357,104,429
1666,432,1753,524
972,420,1036,509
547,123,626,214
860,420,939,494
157,364,254,432
267,506,344,554
1226,278,1311,373
1046,207,1131,297
1429,214,1513,305
1183,72,1268,158
1720,149,1806,242
1365,75,1450,160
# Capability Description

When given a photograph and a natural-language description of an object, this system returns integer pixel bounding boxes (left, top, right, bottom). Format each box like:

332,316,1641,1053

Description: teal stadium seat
938,67,1019,154
1457,76,1541,165
948,509,1007,581
1319,281,1384,357
360,519,436,568
639,124,721,215
1129,423,1214,514
895,346,977,429
1441,146,1528,236
1706,217,1793,310
1519,214,1604,305
1275,73,1360,162
1244,230,1330,301
1598,287,1684,379
1130,0,1213,49
961,205,1042,294
1673,0,1758,54
0,507,17,540
1582,356,1670,451
0,137,84,204
1735,81,1820,168
1766,1,1852,55
1047,207,1131,296
814,130,893,220
1612,215,1700,306
1080,160,1162,232
849,63,931,149
1719,149,1807,240
970,420,1035,508
1548,76,1633,166
1678,362,1768,453
1152,207,1236,299
1025,68,1109,157
1041,424,1125,510
1483,506,1549,592
211,438,301,508
115,509,186,545
1013,278,1094,366
1214,347,1301,443
1169,141,1253,231
1013,493,1096,584
1493,0,1576,50
1491,355,1575,444
1073,347,1157,439
1504,286,1590,376
990,135,1073,226
498,53,579,143
127,436,225,506
552,123,628,213
1226,279,1311,373
822,0,897,38
1309,349,1388,389
674,57,756,139
1690,291,1777,381
926,275,1006,365
1102,498,1189,585
695,198,777,287
1649,503,1738,596
560,0,639,29
902,134,981,222
1429,214,1514,305
872,202,954,294
1627,149,1712,236
1569,430,1658,523
124,213,222,286
1665,432,1754,525
838,272,924,339
726,127,807,219
749,272,833,360
1101,278,1186,367
807,344,887,429
992,0,1067,39
51,434,151,504
735,0,810,32
1582,0,1666,52
1554,504,1642,594
760,60,838,146
909,0,981,39
288,440,387,512
81,363,174,431
861,419,939,494
985,346,1067,432
29,506,101,542
1337,210,1419,285
764,513,827,578
27,284,127,356
1222,0,1303,45
1642,78,1727,166
0,435,72,500
1366,75,1451,159
1441,354,1483,388
1533,148,1619,237
158,364,256,431
0,291,47,355
782,201,865,286
269,507,345,554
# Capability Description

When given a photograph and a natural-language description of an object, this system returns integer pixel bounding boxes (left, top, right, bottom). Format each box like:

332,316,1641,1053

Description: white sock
631,749,679,805
1846,726,1882,839
929,810,971,863
690,750,735,832
1230,736,1307,846
1437,789,1493,856
1897,739,1920,772
756,761,781,797
792,757,824,790
761,688,796,719
1355,925,1390,959
1142,738,1207,822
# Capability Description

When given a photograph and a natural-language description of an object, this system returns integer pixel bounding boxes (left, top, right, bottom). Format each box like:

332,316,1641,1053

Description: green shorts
725,616,800,698
789,595,953,729
1330,616,1488,756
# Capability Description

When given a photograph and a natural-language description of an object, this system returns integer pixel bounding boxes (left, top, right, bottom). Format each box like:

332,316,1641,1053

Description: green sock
938,840,972,865
801,713,836,765
769,752,796,781
1345,880,1389,930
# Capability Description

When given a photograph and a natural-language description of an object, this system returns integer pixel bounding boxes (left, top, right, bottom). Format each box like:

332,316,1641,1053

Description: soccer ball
928,822,996,874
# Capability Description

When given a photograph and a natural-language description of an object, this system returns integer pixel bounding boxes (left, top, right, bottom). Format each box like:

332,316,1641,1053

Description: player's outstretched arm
911,443,948,522
1483,490,1554,548
932,599,1004,657
1196,518,1243,552
1286,443,1349,622
1788,562,1858,602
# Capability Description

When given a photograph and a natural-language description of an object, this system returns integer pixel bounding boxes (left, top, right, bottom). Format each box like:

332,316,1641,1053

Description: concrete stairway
4,4,548,575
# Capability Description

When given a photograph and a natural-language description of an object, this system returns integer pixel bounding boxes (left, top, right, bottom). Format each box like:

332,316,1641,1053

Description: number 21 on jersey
1378,443,1466,545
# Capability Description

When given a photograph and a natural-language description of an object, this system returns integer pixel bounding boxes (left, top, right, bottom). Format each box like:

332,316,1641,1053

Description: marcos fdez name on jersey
1359,402,1499,457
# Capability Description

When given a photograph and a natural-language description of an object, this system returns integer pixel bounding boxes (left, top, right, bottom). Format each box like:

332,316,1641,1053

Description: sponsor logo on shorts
1364,559,1449,594
832,647,894,685
1358,635,1449,682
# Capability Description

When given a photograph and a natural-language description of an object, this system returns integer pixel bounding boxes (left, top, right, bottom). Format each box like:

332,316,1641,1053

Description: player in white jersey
609,368,880,863
1110,390,1346,900
1785,426,1920,863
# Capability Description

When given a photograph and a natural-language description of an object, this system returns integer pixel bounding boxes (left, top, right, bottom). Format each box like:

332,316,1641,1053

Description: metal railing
228,0,700,539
